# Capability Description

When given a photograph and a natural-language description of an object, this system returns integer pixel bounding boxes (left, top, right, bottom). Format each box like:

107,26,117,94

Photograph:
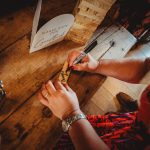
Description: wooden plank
127,43,150,58
103,77,146,100
90,25,137,60
58,61,71,84
88,25,138,114
92,24,120,43
0,70,105,149
82,100,104,115
0,0,36,17
66,0,116,44
0,22,138,149
0,0,76,52
91,86,118,113
0,35,82,123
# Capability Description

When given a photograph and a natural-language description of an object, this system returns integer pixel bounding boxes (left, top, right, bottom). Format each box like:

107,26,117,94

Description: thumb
72,63,88,71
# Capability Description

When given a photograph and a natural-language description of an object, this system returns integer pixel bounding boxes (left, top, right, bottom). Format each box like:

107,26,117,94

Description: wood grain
0,69,105,149
66,0,116,44
0,35,82,123
0,0,76,52
1,0,143,148
0,23,137,149
58,61,71,84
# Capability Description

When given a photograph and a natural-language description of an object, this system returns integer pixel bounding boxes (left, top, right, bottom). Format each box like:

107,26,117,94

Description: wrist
62,110,86,132
93,60,100,73
62,109,82,120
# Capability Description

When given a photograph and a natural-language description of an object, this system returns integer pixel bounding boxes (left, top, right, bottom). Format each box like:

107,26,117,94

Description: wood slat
66,0,116,44
82,100,104,115
0,0,76,52
91,86,118,113
89,25,137,60
0,70,105,149
0,35,82,124
0,16,139,149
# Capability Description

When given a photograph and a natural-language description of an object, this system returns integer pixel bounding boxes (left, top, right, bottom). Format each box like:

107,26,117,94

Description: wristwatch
62,113,87,132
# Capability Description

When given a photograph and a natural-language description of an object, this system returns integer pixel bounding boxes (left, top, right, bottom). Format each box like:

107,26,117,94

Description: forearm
68,111,109,150
95,58,150,83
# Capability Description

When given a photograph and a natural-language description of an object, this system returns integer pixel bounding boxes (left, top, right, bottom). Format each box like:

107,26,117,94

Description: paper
30,0,75,53
58,61,71,84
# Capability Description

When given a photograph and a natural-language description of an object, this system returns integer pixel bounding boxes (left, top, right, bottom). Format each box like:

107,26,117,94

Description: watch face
62,120,69,132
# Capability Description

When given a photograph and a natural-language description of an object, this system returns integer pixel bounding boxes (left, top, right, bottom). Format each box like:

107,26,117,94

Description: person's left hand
38,80,81,120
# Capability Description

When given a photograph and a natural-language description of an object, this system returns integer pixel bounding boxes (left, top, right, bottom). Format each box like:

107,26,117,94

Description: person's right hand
68,50,99,73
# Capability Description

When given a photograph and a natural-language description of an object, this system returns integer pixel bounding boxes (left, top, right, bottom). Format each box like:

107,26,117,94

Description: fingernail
69,66,74,70
48,80,52,84
69,66,72,69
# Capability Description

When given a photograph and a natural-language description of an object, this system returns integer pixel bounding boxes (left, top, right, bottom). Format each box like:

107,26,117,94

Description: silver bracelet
62,114,87,132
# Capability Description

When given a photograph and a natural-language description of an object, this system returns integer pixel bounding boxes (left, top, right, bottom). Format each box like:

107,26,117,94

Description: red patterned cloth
54,85,150,150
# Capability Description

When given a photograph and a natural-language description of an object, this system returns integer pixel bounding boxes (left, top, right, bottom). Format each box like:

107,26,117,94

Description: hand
38,80,81,120
68,50,99,73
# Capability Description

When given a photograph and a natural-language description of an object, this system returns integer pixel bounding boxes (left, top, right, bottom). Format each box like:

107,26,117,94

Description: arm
95,58,150,83
38,81,109,150
68,51,150,83
68,110,109,150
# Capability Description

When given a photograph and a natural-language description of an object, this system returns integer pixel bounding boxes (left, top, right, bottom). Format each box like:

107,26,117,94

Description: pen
72,40,98,65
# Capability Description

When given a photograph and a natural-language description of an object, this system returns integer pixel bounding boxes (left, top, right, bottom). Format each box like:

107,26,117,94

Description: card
30,0,74,53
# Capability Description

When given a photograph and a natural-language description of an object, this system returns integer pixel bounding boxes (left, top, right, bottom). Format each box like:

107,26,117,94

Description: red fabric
54,85,150,150
138,85,150,129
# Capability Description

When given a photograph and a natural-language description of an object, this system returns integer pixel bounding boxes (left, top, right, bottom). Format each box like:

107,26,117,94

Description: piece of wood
58,61,71,84
83,24,139,115
89,25,137,60
1,0,148,149
0,0,77,52
0,35,82,123
66,0,116,45
0,23,138,149
92,86,118,113
87,42,150,116
82,100,104,115
0,70,105,149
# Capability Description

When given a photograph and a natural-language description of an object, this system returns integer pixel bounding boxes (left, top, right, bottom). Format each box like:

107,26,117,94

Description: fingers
41,84,51,99
38,92,49,107
73,62,88,71
81,55,89,63
53,81,66,92
45,81,56,95
67,51,91,72
68,51,81,67
63,83,74,92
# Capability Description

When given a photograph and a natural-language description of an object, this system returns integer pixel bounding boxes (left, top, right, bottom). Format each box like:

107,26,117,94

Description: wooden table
0,0,105,149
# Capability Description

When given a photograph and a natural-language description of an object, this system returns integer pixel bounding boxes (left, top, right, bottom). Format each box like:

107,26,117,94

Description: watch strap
67,113,86,124
62,113,86,132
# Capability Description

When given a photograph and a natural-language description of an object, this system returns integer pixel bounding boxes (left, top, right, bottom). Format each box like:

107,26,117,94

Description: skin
38,50,150,150
68,51,150,83
38,81,109,150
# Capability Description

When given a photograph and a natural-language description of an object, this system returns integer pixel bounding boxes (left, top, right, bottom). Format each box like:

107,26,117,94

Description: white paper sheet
30,0,74,53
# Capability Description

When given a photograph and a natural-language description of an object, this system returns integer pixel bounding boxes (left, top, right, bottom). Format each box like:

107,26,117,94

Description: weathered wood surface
0,0,77,52
0,30,101,149
0,28,105,149
0,21,137,150
0,0,106,149
0,36,82,123
0,0,145,149
66,0,116,44
0,71,105,149
0,23,137,149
